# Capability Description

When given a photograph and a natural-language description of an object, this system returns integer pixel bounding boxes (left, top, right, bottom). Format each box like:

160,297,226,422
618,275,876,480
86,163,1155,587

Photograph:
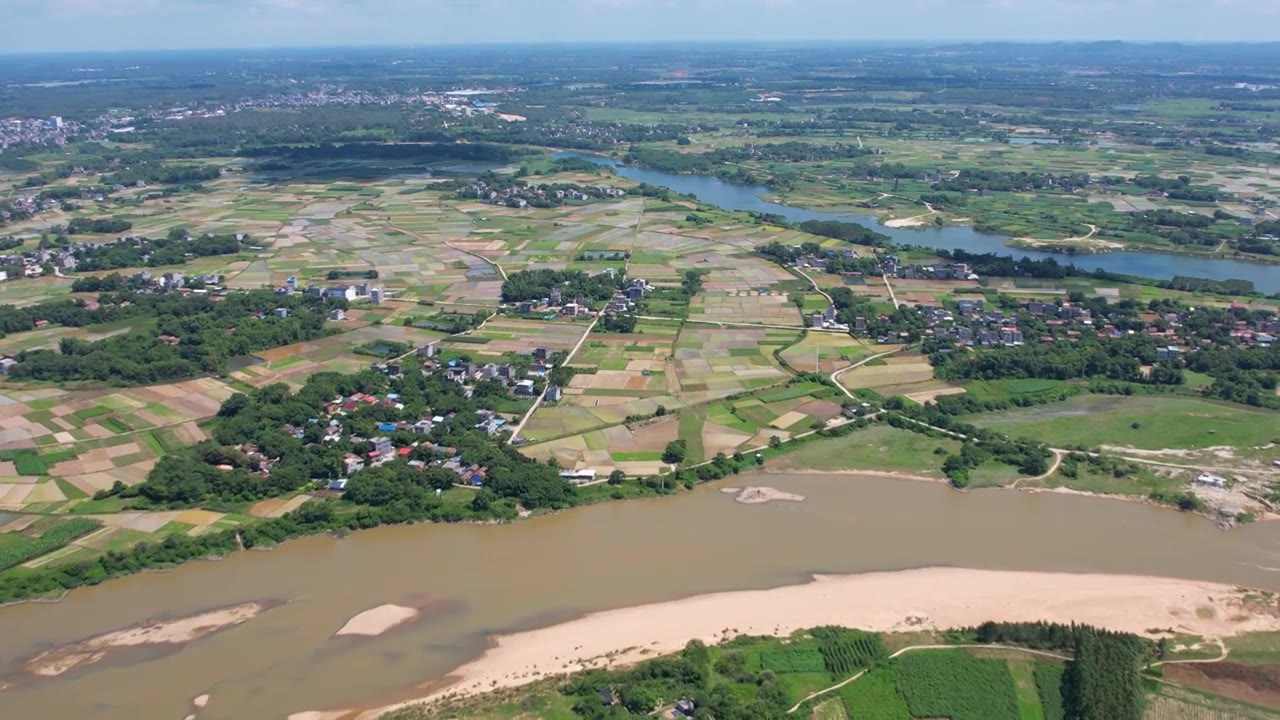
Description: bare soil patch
1164,662,1280,710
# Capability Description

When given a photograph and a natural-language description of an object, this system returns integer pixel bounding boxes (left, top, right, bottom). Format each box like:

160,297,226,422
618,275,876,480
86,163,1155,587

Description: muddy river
4,473,1280,719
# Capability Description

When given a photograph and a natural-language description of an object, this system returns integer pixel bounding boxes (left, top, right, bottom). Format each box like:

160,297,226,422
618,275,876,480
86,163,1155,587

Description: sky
2,0,1277,54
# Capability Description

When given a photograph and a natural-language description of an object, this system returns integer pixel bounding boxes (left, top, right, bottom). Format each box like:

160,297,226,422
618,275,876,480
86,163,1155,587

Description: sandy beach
353,568,1280,719
336,604,420,637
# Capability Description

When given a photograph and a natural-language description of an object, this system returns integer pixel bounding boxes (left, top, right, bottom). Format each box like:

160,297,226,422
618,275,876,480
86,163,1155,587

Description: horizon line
5,38,1280,58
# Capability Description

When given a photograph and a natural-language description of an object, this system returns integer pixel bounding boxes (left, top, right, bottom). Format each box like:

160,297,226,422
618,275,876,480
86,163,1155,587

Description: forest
61,229,253,271
7,290,333,385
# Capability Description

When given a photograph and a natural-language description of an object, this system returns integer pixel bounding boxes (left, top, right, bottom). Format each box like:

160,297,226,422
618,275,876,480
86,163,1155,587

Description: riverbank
554,151,1280,293
350,568,1280,719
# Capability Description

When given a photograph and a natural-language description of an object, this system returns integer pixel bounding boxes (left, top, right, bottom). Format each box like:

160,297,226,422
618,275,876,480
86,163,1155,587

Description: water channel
556,152,1280,294
4,473,1280,720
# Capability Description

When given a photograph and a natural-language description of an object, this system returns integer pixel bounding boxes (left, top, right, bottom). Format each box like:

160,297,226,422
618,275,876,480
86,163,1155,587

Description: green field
964,379,1073,405
0,518,101,571
970,395,1280,450
773,425,962,476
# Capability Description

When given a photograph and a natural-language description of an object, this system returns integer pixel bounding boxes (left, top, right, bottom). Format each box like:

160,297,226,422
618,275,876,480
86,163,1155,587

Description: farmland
970,395,1280,451
409,622,1279,720
836,351,962,404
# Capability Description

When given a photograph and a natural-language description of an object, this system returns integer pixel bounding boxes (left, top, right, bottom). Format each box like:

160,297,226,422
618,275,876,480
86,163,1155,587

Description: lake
557,152,1280,294
4,473,1280,720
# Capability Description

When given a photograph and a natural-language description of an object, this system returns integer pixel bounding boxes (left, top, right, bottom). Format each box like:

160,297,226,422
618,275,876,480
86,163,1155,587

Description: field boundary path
791,266,834,312
786,644,1071,713
831,348,903,401
883,274,901,309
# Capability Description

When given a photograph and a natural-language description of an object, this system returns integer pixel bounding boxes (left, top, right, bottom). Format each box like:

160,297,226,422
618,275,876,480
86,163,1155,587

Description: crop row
0,519,101,571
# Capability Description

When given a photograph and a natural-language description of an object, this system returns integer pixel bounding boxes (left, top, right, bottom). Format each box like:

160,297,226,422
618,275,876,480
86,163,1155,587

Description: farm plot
520,418,679,476
521,390,685,443
780,332,876,373
837,354,940,396
232,325,442,387
698,385,843,452
625,231,729,282
691,291,804,327
439,318,586,359
674,326,794,404
0,379,233,450
840,650,1023,720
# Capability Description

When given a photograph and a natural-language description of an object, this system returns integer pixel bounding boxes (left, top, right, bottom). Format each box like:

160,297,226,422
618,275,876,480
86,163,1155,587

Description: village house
342,454,365,476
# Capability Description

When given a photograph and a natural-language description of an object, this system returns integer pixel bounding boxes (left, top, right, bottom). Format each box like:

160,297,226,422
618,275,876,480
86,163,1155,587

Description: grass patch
1008,659,1046,720
141,431,171,456
72,405,114,421
100,417,132,434
1224,631,1280,664
773,425,961,475
965,379,1069,404
53,478,89,500
971,395,1280,450
678,408,707,465
610,451,663,462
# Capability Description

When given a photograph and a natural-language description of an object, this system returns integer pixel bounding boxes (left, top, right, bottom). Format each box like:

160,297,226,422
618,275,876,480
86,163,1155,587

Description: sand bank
730,486,805,504
884,217,926,228
336,604,420,637
24,601,266,677
355,568,1280,719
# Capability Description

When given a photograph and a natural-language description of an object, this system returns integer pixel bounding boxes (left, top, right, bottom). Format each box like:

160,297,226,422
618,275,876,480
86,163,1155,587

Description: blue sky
3,0,1277,53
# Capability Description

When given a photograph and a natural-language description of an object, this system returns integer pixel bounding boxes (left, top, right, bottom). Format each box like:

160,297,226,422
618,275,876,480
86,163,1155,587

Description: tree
470,488,496,512
662,440,687,465
608,469,626,485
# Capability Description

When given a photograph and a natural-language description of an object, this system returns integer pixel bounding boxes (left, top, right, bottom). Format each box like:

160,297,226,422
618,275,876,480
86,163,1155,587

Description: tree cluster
8,290,331,385
501,269,625,304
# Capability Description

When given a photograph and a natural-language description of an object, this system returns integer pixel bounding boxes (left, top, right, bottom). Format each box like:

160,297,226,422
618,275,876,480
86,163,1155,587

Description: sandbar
884,217,926,228
732,486,805,504
336,604,420,637
25,601,266,677
355,568,1280,719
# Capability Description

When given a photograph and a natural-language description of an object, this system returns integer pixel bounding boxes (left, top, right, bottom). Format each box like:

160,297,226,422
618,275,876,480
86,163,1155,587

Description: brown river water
5,473,1280,720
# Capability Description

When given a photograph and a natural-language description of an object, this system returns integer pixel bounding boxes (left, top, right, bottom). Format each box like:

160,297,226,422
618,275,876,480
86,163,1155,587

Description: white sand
733,486,806,504
193,693,210,709
355,568,1280,719
335,604,419,637
288,712,349,720
25,602,264,677
884,217,926,228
